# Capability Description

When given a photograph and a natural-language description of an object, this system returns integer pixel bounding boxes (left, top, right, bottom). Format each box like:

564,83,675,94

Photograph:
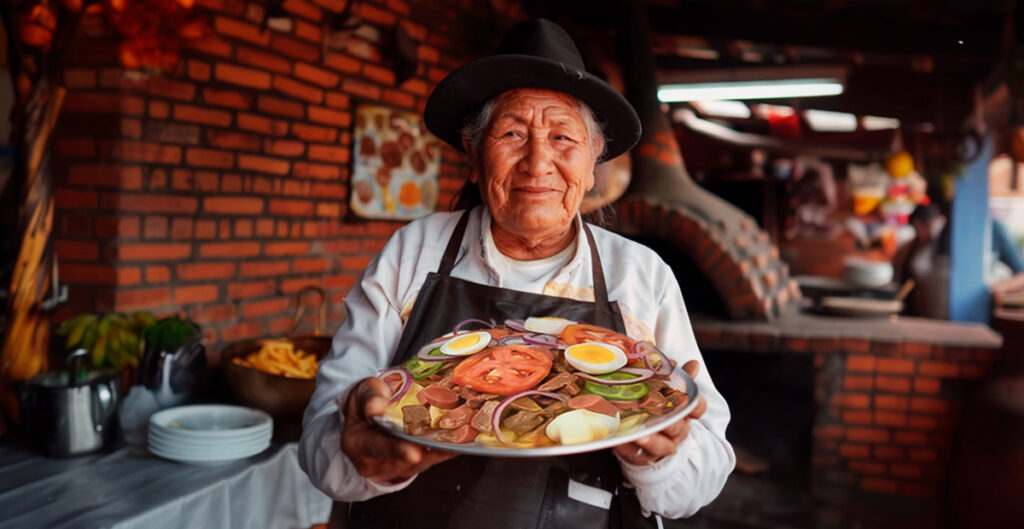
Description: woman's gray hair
452,94,610,212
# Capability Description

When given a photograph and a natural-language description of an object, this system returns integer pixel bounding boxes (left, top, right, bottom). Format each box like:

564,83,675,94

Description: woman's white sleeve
297,251,417,501
616,276,736,518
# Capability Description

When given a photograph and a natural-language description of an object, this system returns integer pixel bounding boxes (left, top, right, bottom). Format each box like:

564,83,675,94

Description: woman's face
471,88,599,241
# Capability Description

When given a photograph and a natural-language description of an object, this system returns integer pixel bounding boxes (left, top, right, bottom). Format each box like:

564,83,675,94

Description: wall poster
349,103,441,220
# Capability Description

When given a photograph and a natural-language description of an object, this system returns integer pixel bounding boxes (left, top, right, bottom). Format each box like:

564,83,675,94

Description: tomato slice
583,372,650,401
452,345,553,395
561,323,635,353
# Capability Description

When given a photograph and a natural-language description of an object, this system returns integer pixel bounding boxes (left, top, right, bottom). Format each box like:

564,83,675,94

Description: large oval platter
371,366,699,458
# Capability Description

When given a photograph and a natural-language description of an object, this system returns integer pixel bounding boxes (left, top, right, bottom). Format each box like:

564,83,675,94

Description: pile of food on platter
375,317,688,448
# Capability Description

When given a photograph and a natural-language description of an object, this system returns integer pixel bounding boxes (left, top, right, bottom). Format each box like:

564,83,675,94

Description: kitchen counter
0,440,331,529
692,309,1003,352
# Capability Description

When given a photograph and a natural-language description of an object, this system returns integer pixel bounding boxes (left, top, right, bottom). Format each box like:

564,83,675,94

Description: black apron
345,209,656,529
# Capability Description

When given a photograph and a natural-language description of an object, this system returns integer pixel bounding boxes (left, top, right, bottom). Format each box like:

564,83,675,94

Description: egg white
564,342,627,374
524,316,575,335
545,408,620,445
440,331,492,356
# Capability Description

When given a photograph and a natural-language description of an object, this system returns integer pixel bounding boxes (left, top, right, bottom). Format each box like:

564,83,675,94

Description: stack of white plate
148,404,273,465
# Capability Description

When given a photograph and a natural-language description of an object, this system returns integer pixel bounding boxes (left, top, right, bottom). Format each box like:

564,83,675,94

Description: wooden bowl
220,335,332,421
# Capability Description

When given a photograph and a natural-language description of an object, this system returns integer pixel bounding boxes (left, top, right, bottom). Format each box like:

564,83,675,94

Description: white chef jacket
298,206,736,519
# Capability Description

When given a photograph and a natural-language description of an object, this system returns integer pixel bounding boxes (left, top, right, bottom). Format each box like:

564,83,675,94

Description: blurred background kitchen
1,0,1023,528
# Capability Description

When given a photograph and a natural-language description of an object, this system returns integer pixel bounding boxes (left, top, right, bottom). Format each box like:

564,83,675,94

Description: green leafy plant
144,317,200,354
56,312,157,371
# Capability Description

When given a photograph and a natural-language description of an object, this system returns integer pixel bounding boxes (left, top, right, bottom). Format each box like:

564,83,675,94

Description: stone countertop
692,309,1003,352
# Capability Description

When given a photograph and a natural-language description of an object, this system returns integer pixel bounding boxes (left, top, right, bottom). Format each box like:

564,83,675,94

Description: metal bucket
18,360,121,457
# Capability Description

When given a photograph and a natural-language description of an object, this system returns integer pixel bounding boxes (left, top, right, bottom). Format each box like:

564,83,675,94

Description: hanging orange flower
19,3,57,47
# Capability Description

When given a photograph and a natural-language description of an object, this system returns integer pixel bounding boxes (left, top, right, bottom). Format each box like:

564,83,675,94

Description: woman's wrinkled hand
341,377,457,484
612,359,708,466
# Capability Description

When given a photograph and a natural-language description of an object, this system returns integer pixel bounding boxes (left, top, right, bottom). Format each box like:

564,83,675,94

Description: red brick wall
51,0,503,357
695,322,1001,529
812,341,996,529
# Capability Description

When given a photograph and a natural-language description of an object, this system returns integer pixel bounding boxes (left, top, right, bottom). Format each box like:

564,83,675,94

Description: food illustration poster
350,104,441,220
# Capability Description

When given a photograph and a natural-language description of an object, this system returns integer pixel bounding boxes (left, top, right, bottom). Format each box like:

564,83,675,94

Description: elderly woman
299,19,735,528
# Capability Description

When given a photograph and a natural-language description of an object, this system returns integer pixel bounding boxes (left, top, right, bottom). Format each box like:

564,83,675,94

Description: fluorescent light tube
658,78,844,102
805,109,858,132
862,115,901,130
690,100,752,119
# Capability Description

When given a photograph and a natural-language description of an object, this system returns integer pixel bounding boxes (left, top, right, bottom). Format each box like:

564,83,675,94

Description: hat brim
424,54,642,161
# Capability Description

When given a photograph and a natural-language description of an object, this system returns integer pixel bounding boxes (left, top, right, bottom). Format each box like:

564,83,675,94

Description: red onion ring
376,368,413,405
416,342,460,362
452,318,494,334
630,341,653,361
522,333,567,349
497,334,527,346
504,319,528,332
491,390,569,446
642,347,673,376
574,367,654,385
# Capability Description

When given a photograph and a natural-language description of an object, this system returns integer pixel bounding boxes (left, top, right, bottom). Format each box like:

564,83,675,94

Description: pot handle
92,382,117,433
288,286,326,337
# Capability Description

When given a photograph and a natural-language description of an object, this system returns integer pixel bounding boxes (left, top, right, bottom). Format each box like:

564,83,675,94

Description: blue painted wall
949,136,993,323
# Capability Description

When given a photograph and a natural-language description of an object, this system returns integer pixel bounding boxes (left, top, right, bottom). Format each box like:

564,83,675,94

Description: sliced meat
418,385,460,409
664,389,689,409
537,372,579,392
508,395,543,413
540,400,569,418
645,379,670,393
504,410,545,435
568,394,620,417
557,382,581,398
464,390,501,409
435,374,457,390
438,404,475,430
611,399,641,412
552,354,573,373
638,391,670,415
435,424,479,444
402,404,431,435
515,417,555,447
471,400,499,433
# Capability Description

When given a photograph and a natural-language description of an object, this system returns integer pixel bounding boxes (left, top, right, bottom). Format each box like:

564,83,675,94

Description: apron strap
438,209,473,276
437,209,613,308
581,222,611,308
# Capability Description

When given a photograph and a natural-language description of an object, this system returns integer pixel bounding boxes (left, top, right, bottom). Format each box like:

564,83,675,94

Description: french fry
233,339,318,379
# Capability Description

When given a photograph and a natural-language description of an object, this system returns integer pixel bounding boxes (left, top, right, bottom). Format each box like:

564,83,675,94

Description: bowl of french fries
221,335,332,420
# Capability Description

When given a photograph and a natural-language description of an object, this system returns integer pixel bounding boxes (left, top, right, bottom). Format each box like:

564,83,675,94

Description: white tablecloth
0,441,332,529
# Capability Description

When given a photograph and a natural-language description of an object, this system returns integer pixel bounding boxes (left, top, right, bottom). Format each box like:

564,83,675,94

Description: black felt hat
423,18,641,161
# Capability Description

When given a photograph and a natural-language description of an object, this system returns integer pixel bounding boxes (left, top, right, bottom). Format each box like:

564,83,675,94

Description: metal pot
18,351,121,457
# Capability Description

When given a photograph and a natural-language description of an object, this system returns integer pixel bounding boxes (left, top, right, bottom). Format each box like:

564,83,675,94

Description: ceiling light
804,109,858,132
862,115,901,130
690,100,752,119
753,104,796,118
657,78,844,102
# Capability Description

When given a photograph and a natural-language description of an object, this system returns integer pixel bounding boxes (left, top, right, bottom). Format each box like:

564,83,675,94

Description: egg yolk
569,345,615,364
449,333,481,349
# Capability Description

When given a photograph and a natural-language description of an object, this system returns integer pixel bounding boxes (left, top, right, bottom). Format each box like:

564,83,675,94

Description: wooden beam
647,2,1007,59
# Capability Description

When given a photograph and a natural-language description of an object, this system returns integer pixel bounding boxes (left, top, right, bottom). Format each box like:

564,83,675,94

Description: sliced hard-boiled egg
440,331,492,356
524,316,576,335
545,408,620,445
564,342,627,374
